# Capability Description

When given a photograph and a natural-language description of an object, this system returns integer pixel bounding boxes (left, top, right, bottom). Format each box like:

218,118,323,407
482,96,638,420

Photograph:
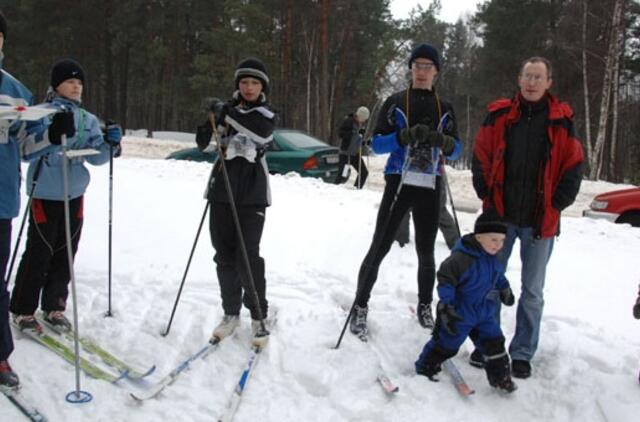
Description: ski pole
443,167,461,237
209,114,268,334
60,133,92,403
162,200,211,337
335,153,411,349
162,163,216,337
106,142,114,317
6,157,44,284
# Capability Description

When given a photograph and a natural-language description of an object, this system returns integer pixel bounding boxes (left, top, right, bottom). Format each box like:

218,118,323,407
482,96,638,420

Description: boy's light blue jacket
0,63,51,219
27,96,110,201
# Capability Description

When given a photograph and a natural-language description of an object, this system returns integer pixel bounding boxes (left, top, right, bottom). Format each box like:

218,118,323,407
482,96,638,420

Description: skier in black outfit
350,43,462,338
195,58,276,346
336,106,370,188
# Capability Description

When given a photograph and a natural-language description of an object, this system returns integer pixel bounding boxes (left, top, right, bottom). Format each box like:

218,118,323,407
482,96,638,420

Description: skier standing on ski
415,210,517,392
471,57,583,378
350,43,462,338
336,106,370,188
195,58,276,345
0,11,59,388
10,59,122,334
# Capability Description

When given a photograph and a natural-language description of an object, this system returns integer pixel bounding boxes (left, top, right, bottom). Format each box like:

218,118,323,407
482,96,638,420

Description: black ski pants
210,202,268,321
10,197,83,316
356,174,441,307
0,219,14,361
336,154,368,189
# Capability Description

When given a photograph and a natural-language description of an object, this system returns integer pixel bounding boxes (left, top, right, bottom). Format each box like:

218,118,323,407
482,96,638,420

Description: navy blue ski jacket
436,234,510,324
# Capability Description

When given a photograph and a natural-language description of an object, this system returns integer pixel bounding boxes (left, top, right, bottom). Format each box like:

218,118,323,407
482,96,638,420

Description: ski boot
211,315,240,343
0,360,19,389
43,310,72,333
13,315,42,335
349,305,368,341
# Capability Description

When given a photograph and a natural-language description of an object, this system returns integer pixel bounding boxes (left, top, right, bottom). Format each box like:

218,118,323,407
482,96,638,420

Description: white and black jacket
207,101,276,207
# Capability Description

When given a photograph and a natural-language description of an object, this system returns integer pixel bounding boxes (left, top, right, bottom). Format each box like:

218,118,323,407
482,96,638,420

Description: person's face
411,58,438,90
475,233,506,256
56,78,83,102
238,77,263,102
0,33,4,53
518,61,552,102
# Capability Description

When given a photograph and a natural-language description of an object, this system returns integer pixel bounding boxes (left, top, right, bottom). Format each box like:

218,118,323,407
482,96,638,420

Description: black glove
358,128,366,136
436,302,463,336
48,111,76,145
500,287,515,306
397,124,430,146
425,131,456,155
205,97,227,125
102,120,122,146
196,120,213,151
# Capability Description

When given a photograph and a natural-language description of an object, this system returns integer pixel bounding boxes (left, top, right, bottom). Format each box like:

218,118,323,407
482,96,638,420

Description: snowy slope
3,152,640,422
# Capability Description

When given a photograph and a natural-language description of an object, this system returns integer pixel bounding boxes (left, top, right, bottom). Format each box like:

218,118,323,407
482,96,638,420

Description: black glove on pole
49,110,76,145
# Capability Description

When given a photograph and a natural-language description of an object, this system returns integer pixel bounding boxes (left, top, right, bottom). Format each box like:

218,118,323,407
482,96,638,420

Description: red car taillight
302,156,318,170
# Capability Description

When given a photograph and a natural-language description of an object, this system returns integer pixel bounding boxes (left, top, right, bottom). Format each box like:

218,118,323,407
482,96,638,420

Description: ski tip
113,369,130,384
126,365,157,380
129,392,144,402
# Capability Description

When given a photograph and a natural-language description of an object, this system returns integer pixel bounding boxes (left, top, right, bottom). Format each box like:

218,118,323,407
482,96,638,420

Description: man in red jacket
471,57,583,379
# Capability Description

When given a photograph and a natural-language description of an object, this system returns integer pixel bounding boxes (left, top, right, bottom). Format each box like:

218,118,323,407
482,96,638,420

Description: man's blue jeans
497,224,554,362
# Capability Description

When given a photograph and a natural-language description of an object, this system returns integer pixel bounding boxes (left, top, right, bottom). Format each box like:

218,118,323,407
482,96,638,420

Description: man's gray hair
520,56,552,79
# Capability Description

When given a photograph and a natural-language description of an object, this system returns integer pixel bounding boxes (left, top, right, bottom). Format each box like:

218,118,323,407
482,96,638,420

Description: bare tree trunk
609,2,625,181
581,0,593,168
590,0,623,180
319,0,330,140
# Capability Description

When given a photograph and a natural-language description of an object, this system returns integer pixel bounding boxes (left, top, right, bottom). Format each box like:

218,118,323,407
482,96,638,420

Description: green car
166,129,340,183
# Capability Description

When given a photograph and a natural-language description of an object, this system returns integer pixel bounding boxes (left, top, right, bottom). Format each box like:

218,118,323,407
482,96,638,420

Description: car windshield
276,131,326,148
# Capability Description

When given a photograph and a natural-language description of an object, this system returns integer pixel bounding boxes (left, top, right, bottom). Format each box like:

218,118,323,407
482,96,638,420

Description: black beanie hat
234,57,269,95
408,43,440,71
0,10,7,40
474,209,508,235
50,59,85,89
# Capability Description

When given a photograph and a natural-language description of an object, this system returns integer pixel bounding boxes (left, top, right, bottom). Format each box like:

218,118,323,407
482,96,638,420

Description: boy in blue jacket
415,210,517,393
10,59,121,334
0,11,64,389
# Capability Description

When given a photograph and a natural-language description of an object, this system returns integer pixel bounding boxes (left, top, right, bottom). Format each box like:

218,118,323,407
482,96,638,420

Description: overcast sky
390,0,486,23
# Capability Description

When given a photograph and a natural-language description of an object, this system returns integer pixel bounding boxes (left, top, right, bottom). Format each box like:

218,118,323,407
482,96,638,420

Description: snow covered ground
2,138,640,422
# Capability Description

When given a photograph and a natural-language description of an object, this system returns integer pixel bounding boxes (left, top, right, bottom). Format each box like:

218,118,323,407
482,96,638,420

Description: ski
38,316,155,380
217,345,262,422
341,305,399,395
409,305,475,396
10,320,125,383
442,359,475,396
0,386,48,422
217,311,279,421
130,339,221,401
377,373,399,394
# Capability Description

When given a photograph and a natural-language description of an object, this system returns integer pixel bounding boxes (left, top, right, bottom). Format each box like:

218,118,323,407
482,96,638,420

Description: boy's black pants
210,202,268,320
10,197,83,316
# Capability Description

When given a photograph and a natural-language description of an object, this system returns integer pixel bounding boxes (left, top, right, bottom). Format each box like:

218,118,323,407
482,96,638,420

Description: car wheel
616,211,640,227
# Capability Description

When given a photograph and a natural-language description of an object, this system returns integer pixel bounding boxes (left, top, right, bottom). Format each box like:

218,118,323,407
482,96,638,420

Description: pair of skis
134,315,277,422
11,318,155,383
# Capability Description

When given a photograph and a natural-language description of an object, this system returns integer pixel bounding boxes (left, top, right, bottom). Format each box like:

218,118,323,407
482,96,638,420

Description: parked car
166,129,339,183
583,187,640,227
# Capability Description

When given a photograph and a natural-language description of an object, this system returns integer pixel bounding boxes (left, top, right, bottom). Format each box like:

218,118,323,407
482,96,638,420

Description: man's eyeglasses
520,73,548,83
412,62,436,71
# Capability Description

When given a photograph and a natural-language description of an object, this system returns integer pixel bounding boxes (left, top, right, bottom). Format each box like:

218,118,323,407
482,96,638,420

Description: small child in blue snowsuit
415,210,517,392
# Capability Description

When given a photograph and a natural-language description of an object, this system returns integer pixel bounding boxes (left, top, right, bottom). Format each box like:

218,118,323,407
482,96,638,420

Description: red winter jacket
472,93,584,238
